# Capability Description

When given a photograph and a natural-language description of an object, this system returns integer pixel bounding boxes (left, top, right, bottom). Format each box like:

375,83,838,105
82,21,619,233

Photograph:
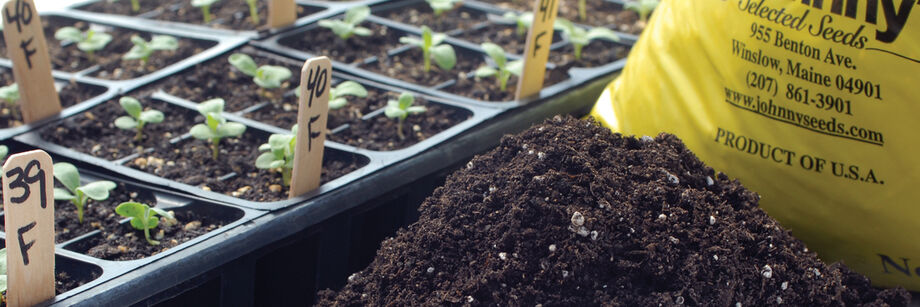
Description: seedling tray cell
255,1,633,109
466,0,645,35
0,11,247,94
0,63,116,141
0,139,263,304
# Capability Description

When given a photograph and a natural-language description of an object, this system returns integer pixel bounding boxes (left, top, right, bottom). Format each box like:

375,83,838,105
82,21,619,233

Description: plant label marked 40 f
290,57,331,198
1,0,61,123
516,0,559,100
2,150,55,307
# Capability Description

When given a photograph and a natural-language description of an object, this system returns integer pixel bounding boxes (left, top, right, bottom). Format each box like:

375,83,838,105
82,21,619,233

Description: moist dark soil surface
382,5,488,33
360,48,481,88
457,23,563,55
278,23,404,65
317,116,910,306
124,130,365,202
0,182,155,243
76,0,323,31
74,209,224,261
0,68,107,129
244,83,389,131
548,40,630,68
327,99,471,151
0,16,211,80
477,0,644,34
444,67,568,102
156,47,300,113
39,98,199,161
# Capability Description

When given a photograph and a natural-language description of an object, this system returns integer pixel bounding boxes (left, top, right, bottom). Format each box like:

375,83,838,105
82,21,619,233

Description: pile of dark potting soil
317,116,910,306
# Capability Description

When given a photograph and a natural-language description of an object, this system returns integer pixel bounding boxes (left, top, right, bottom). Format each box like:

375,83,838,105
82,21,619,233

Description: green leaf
191,0,220,8
474,66,497,78
149,207,171,218
217,122,246,138
114,116,139,130
480,42,506,68
129,215,159,230
586,27,620,42
431,44,456,71
139,110,164,123
255,152,278,169
384,104,407,119
53,162,81,192
407,105,427,114
0,248,6,292
399,36,424,47
115,201,146,219
431,33,447,46
197,98,225,116
190,124,217,140
119,96,142,118
344,6,370,25
352,27,372,37
78,31,112,52
331,81,367,99
267,133,293,149
54,27,84,43
329,97,347,109
206,113,223,132
507,60,524,76
254,65,292,89
553,18,576,35
0,145,8,161
0,83,19,102
228,53,258,76
53,187,76,201
258,143,271,151
149,35,179,51
397,92,414,110
79,180,116,201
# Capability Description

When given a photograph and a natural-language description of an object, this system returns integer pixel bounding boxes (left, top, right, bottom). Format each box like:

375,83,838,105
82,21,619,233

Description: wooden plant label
2,150,55,307
289,57,331,198
514,0,559,100
1,0,61,123
268,0,297,29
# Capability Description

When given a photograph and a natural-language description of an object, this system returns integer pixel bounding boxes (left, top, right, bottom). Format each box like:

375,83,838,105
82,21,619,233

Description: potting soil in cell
317,116,909,306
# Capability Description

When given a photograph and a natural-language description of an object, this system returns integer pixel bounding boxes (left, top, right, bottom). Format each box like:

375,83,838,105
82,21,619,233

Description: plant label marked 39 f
3,150,55,307
1,0,61,123
515,0,559,100
290,57,331,198
268,0,297,28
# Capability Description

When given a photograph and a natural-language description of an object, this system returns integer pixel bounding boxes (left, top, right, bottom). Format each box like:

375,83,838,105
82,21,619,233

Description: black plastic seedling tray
253,0,633,109
65,0,390,39
0,10,247,95
0,139,264,304
16,66,499,210
0,65,116,141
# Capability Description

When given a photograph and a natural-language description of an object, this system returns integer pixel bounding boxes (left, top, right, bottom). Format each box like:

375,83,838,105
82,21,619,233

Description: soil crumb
317,116,909,306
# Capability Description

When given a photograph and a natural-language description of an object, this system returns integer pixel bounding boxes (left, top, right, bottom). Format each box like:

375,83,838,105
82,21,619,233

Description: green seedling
111,0,141,12
246,0,260,25
554,18,619,60
54,26,112,61
317,6,371,40
123,35,179,65
0,83,19,119
228,53,293,96
384,92,425,140
189,98,246,160
501,11,533,37
53,162,117,224
115,201,176,246
474,42,523,92
192,0,221,23
625,0,659,22
426,0,461,17
295,81,368,110
114,96,164,141
255,125,297,187
399,26,456,73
